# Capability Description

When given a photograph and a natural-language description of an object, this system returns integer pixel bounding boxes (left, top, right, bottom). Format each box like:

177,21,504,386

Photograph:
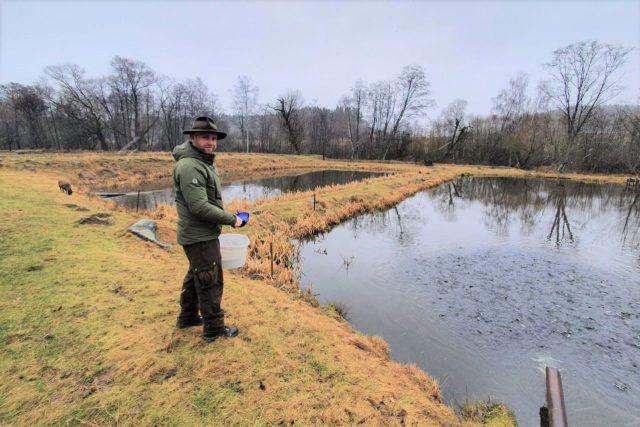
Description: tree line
1,41,637,173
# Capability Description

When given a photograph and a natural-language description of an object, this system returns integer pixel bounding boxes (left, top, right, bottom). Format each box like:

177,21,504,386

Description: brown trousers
179,239,225,334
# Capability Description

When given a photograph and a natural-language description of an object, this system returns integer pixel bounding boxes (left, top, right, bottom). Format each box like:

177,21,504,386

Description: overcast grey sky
1,0,638,117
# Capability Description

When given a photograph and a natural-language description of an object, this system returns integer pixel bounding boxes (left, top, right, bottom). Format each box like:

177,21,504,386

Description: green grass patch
460,399,518,426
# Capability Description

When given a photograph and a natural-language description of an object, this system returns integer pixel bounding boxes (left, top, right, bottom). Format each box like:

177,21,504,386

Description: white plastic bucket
219,233,250,269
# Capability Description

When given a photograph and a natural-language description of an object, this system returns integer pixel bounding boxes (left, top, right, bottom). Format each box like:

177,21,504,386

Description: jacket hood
172,141,216,164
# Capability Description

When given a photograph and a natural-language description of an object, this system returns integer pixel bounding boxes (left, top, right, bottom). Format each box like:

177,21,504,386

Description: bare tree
157,77,222,150
256,104,283,153
157,77,179,150
273,90,305,154
231,75,259,152
186,78,221,120
384,65,435,159
618,106,640,174
437,99,470,161
1,84,52,148
308,107,335,160
108,56,158,149
45,64,110,150
543,41,632,154
341,80,366,159
36,83,64,150
365,82,381,156
0,90,21,150
493,73,530,133
363,65,434,159
366,80,396,158
490,73,534,167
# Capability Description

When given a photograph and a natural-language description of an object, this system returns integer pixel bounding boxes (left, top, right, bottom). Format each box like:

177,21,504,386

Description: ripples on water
299,177,640,427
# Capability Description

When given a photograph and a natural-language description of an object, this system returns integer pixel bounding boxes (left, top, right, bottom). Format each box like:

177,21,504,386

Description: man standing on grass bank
172,116,243,342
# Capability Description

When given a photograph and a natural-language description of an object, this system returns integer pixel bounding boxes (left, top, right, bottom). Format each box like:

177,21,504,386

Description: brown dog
58,180,73,195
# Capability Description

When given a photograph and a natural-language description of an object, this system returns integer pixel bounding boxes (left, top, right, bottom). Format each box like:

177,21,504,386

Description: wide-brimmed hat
183,116,227,139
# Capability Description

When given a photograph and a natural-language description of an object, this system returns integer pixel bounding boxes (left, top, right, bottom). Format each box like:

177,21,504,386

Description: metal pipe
546,366,568,427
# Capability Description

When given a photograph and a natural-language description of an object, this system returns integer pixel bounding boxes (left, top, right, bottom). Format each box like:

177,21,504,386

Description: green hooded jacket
172,141,237,246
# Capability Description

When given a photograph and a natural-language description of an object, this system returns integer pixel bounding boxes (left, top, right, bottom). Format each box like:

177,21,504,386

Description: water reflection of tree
482,179,525,237
621,190,640,244
393,206,404,239
286,175,301,192
547,182,574,244
432,177,539,234
432,182,464,221
429,177,639,247
258,170,382,193
348,209,415,245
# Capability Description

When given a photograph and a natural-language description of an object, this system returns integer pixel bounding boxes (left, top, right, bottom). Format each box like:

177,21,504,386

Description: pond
97,170,387,210
298,177,640,427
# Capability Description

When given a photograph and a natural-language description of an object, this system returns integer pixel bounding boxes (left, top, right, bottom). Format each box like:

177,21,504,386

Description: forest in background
1,40,638,174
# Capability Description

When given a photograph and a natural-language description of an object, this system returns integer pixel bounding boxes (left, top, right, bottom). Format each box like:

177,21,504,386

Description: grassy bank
3,150,623,425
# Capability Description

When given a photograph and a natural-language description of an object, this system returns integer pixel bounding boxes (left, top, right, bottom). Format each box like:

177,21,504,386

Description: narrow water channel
298,177,640,427
97,170,386,209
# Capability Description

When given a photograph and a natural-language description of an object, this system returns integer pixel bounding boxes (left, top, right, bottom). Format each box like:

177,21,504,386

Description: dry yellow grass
1,150,625,426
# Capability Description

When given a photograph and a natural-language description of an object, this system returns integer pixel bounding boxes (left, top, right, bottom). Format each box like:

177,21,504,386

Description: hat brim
183,130,227,140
